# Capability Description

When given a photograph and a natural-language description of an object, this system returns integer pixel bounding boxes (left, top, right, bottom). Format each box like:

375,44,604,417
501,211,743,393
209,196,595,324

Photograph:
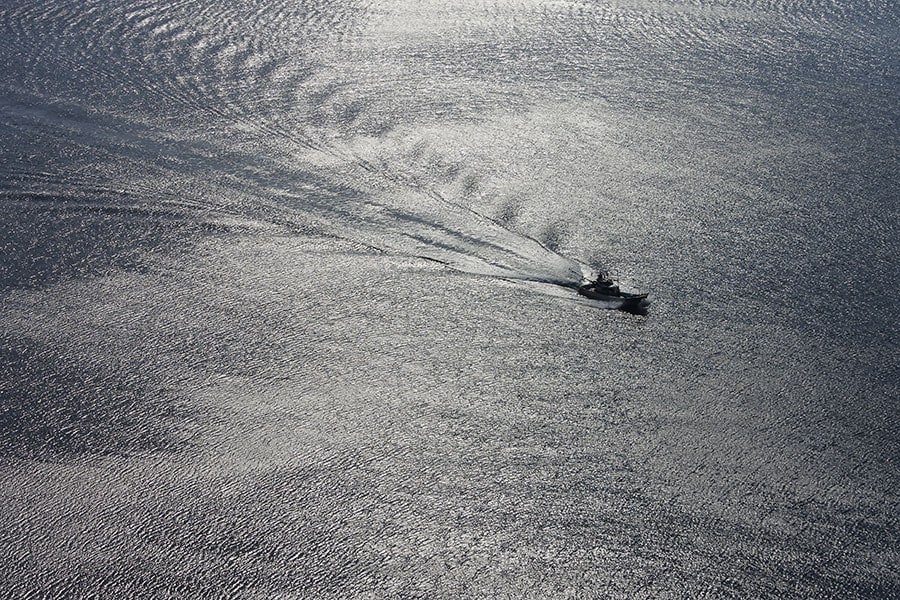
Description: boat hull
577,287,650,313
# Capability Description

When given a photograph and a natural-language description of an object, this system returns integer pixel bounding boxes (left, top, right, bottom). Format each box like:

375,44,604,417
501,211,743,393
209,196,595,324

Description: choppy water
1,0,898,597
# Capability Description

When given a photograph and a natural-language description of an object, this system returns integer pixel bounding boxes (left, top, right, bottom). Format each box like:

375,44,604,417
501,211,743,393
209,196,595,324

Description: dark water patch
538,221,569,253
0,197,221,291
493,197,521,227
0,335,186,460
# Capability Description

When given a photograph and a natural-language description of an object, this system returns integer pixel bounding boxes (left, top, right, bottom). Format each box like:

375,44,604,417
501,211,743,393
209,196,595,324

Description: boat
576,274,649,313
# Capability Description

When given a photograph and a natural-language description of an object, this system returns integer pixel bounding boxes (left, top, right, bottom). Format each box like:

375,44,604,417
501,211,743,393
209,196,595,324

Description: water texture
0,0,897,597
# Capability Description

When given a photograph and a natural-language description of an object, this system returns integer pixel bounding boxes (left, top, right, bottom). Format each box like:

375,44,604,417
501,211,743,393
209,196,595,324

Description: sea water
0,0,897,597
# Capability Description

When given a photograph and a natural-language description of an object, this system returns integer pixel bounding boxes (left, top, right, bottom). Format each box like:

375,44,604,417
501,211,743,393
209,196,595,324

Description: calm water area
0,0,898,597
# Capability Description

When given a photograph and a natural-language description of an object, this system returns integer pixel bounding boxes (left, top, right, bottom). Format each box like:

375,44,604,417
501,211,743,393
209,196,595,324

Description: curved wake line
269,136,594,289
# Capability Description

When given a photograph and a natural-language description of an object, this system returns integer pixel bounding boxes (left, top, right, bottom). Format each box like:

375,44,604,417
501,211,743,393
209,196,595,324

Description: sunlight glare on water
0,0,897,597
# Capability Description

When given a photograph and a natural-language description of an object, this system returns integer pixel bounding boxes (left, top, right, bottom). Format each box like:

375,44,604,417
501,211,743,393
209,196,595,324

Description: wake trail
285,138,591,288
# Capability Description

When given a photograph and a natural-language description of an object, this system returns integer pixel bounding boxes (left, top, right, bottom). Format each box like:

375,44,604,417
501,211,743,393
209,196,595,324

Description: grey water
0,0,897,597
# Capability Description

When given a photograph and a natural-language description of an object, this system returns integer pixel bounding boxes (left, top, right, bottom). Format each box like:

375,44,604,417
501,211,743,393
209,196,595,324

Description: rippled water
1,0,898,597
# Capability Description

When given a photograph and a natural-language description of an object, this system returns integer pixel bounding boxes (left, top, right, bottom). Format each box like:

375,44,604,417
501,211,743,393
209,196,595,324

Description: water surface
1,0,898,597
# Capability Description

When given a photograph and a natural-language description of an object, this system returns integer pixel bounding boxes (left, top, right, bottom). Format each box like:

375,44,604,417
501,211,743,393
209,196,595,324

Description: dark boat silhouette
576,274,649,313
